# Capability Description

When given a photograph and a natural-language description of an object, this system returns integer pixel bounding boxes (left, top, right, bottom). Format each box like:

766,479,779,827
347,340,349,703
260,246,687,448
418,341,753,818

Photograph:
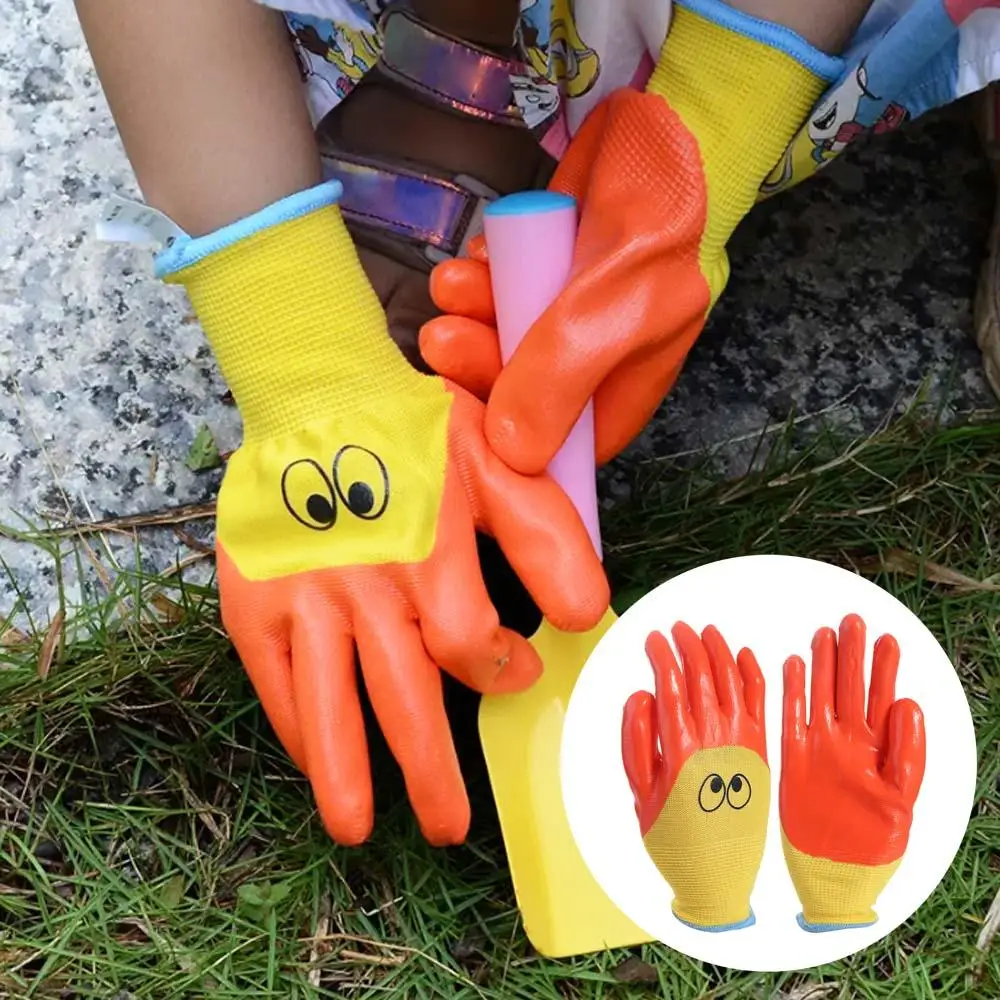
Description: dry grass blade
858,549,1000,593
1,627,30,648
24,501,218,540
977,884,1000,953
150,593,185,624
339,949,406,967
36,610,64,679
308,894,332,988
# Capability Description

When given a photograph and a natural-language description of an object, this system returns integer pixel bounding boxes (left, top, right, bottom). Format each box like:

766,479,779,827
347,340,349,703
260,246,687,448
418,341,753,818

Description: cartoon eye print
333,445,390,520
813,103,838,133
698,773,727,813
282,458,338,530
727,773,752,810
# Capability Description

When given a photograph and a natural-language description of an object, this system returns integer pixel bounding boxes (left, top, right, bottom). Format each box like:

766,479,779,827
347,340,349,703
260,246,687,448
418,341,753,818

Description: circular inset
561,555,977,972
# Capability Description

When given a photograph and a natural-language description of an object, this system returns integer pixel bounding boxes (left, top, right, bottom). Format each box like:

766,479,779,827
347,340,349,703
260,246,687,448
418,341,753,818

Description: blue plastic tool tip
484,191,577,217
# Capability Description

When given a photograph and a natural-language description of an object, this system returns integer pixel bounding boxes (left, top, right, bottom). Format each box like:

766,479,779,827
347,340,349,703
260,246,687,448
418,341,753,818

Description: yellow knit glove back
643,0,840,305
155,181,609,848
161,190,416,441
622,623,770,932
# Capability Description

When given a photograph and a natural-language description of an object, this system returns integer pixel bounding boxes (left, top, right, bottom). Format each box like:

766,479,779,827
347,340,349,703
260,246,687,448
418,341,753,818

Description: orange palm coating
621,623,766,836
781,614,926,866
420,90,711,471
218,384,610,848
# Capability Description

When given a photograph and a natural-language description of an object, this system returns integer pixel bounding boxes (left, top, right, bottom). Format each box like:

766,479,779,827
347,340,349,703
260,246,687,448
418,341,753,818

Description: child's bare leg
725,0,876,51
324,0,549,363
74,0,320,236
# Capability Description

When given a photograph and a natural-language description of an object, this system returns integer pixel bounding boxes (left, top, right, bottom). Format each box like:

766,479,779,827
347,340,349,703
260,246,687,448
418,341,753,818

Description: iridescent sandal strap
375,3,526,127
321,149,498,270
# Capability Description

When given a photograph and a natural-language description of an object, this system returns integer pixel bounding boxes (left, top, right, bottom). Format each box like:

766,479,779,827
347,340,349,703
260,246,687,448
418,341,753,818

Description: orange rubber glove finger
701,625,746,723
461,409,610,631
292,620,374,846
782,654,808,754
418,315,502,401
355,607,470,847
428,256,494,323
737,647,766,730
671,621,723,743
867,634,901,747
412,517,542,694
216,548,307,775
808,626,837,729
882,698,927,806
593,351,686,466
483,109,617,475
836,613,868,736
645,629,699,766
622,690,659,814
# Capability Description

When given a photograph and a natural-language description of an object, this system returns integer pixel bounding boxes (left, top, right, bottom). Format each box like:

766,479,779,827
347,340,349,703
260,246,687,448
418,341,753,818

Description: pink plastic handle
482,192,601,559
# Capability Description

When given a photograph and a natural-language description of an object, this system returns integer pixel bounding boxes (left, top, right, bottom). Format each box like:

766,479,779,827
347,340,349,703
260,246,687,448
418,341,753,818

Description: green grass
1,407,999,999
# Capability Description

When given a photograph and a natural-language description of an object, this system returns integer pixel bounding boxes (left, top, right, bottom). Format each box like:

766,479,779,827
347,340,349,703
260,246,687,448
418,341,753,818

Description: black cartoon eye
727,773,752,810
333,445,389,520
813,103,837,131
698,773,726,813
281,459,337,530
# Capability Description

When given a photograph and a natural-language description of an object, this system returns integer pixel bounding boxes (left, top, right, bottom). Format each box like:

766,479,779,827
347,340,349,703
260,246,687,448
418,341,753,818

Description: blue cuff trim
797,912,877,933
675,0,845,81
154,179,344,278
675,908,755,933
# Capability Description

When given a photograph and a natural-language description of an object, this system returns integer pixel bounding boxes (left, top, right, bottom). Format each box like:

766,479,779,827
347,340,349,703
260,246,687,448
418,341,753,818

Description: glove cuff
781,831,901,933
673,901,755,933
159,181,417,441
661,0,844,81
645,2,843,280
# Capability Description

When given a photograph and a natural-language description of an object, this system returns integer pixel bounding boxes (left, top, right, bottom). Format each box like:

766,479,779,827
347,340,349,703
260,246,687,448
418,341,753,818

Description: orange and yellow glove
622,622,769,931
155,181,608,848
420,0,844,471
781,614,926,931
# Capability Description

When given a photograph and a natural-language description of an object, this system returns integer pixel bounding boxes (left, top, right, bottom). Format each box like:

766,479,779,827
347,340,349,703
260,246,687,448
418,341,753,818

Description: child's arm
74,0,321,236
725,1,875,51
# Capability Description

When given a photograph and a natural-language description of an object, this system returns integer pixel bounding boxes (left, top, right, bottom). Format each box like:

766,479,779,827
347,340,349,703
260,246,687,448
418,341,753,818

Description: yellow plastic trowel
478,192,653,958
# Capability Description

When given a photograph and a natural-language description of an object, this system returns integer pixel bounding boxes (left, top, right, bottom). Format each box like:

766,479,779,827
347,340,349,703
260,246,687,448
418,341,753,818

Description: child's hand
159,181,609,846
422,0,842,472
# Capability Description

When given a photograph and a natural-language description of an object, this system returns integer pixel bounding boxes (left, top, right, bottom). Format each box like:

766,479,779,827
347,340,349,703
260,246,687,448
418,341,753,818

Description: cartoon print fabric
261,0,1000,178
762,0,1000,196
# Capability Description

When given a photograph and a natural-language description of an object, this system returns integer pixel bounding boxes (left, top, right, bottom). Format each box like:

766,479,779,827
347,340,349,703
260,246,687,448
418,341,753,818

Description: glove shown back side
622,622,770,931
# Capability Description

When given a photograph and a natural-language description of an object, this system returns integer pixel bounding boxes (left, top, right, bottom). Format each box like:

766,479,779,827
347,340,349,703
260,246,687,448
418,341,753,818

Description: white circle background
561,555,978,972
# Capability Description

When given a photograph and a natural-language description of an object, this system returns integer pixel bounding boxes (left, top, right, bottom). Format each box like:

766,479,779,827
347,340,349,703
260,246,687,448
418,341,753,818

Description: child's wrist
654,0,844,85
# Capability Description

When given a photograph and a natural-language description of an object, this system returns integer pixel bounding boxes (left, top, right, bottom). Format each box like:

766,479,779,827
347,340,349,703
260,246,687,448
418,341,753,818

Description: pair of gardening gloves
623,614,926,932
157,0,845,845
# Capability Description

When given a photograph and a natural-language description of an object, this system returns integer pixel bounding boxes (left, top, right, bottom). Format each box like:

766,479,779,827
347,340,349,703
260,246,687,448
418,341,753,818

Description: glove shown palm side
781,614,927,931
420,0,844,471
621,615,926,933
157,180,609,848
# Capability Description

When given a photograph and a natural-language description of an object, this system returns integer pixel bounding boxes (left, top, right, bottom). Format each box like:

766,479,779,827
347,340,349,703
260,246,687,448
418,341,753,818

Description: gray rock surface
1,0,996,629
